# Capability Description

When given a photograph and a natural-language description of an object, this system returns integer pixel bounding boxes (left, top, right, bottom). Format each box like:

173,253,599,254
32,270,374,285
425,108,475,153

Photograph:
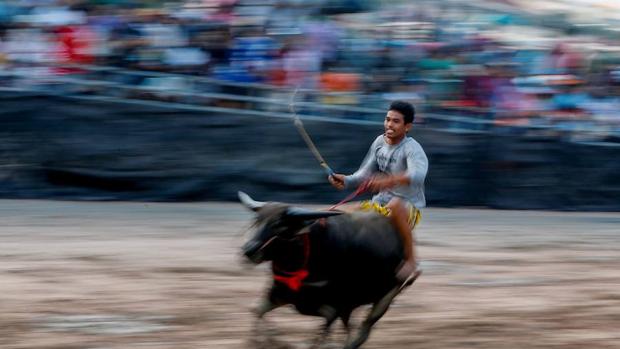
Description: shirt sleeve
344,136,380,189
405,141,428,185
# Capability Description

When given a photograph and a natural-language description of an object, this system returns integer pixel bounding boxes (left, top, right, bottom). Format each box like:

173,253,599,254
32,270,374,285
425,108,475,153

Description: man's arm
367,173,410,192
344,137,380,188
405,141,428,186
329,137,380,190
328,173,346,190
367,141,428,192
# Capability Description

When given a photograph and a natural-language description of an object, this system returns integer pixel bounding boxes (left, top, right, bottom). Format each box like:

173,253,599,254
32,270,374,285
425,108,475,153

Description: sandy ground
1,200,619,349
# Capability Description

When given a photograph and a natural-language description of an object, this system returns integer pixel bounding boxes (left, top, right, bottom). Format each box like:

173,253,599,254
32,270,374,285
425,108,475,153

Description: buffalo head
238,191,341,264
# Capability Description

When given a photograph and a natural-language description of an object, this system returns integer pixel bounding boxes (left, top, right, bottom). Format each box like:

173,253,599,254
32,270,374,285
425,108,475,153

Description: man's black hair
389,100,415,124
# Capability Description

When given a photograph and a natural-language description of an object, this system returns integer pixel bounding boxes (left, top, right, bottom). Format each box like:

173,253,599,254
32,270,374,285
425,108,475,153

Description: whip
289,89,334,176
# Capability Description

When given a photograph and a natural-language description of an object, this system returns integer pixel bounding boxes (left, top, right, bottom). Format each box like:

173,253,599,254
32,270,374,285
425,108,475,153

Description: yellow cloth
359,200,421,230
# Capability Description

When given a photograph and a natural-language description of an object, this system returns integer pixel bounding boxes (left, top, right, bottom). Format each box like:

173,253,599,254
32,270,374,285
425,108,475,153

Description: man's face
384,109,411,143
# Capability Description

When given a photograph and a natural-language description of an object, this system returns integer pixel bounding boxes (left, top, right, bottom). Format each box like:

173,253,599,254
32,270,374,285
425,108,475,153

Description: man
328,100,428,283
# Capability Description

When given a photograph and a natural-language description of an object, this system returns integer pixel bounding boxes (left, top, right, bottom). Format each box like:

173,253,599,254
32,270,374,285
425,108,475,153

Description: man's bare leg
386,198,418,283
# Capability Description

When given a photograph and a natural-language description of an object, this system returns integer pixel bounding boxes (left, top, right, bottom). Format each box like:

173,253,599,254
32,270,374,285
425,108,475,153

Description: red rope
272,233,311,292
272,181,370,291
328,180,370,211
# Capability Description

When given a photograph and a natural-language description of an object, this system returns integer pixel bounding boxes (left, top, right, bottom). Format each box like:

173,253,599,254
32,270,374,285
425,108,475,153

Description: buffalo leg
341,311,352,345
343,287,400,349
253,293,286,337
311,305,338,348
255,286,288,319
251,298,285,348
254,298,282,319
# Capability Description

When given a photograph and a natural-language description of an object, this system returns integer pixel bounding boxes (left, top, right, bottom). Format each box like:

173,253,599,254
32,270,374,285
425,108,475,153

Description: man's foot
396,260,421,285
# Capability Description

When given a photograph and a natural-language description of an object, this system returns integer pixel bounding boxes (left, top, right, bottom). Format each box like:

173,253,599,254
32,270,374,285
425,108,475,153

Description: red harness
270,181,369,293
272,233,310,292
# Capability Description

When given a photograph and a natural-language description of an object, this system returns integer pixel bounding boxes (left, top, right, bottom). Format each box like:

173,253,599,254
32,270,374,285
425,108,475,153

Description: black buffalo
239,192,419,349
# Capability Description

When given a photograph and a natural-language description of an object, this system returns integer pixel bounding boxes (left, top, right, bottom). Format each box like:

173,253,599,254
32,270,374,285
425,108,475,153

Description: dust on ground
1,200,619,349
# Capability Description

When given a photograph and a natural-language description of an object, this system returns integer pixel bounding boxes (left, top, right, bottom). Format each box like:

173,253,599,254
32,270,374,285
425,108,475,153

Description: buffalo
239,192,419,349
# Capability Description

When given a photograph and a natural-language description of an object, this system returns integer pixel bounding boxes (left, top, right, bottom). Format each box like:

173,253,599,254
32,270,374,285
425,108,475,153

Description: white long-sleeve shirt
345,135,428,208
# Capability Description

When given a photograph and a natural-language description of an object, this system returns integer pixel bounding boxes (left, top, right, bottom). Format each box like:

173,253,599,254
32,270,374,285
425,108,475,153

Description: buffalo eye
267,219,289,235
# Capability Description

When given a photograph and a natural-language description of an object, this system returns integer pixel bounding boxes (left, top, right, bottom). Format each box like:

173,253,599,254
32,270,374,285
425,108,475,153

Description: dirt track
1,200,619,349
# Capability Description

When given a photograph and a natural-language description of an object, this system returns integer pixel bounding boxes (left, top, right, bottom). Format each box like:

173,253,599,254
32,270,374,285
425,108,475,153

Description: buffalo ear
285,207,343,220
238,191,266,212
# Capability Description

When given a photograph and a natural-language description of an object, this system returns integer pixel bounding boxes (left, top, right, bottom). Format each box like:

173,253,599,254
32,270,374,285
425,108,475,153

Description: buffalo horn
238,191,266,211
286,207,343,220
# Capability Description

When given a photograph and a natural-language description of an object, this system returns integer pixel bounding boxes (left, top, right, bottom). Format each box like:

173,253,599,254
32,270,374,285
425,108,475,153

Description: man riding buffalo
240,100,428,349
329,100,428,284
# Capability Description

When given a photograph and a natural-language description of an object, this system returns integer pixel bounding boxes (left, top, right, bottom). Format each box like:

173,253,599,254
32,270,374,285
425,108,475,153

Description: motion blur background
2,3,620,349
2,0,620,209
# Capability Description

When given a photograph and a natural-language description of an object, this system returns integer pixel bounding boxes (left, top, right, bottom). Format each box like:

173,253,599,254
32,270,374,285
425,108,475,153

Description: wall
2,92,619,210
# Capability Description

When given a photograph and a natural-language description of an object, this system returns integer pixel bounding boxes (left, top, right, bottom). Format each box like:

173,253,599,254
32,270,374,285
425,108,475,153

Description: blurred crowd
1,0,620,136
